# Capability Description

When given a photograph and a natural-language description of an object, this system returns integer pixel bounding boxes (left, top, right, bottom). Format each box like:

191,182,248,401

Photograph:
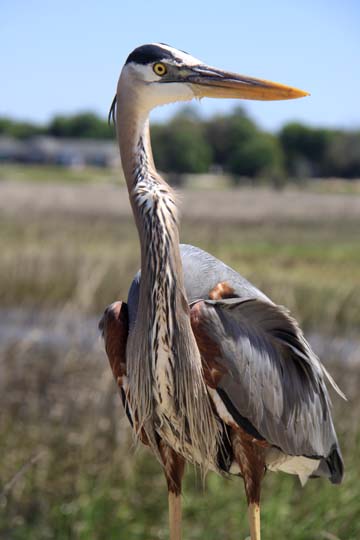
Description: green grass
1,181,360,539
1,343,359,540
0,163,125,184
1,214,359,333
308,178,360,195
2,164,360,194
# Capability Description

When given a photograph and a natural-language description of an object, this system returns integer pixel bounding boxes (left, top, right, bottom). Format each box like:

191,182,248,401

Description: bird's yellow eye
153,62,167,76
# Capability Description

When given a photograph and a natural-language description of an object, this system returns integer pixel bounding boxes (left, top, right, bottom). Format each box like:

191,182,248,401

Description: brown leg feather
231,427,266,540
159,441,185,540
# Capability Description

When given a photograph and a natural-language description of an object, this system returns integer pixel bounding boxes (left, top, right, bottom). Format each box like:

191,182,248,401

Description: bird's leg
248,501,261,540
168,491,182,540
159,441,185,540
231,428,266,540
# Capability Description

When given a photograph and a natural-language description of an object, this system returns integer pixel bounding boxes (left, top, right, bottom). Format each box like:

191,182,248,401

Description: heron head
113,43,308,118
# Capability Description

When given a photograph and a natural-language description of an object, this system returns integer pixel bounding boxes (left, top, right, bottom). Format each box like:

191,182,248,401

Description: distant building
0,136,121,168
0,137,28,162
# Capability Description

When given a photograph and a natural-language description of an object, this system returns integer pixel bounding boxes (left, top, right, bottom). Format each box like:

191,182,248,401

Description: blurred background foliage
1,106,360,181
1,105,360,540
1,211,359,540
2,1,360,536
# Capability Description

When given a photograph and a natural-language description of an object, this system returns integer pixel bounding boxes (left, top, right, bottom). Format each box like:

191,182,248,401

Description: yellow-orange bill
189,66,309,101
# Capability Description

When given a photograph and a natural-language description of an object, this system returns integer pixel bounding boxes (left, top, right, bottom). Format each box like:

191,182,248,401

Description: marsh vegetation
1,178,359,539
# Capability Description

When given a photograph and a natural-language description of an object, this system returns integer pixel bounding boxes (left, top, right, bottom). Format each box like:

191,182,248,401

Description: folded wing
190,297,343,483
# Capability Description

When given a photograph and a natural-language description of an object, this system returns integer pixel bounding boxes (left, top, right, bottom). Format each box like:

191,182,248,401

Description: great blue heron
99,43,344,540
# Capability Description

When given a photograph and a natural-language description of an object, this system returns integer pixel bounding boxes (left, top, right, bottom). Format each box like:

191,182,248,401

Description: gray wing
180,244,270,303
190,296,343,483
127,243,343,482
127,243,269,327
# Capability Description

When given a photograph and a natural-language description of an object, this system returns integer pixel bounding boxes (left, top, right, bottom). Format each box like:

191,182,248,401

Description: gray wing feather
180,244,270,303
127,243,343,481
127,243,268,327
193,297,340,460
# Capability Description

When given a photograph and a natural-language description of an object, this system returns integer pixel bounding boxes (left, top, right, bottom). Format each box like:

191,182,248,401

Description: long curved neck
118,103,177,233
114,77,219,468
116,84,186,324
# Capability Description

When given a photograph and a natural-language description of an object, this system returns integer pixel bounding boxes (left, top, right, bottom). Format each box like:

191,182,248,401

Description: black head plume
108,94,117,126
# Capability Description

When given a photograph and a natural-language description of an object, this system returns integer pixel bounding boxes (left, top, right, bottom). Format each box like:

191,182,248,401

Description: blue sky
2,0,360,131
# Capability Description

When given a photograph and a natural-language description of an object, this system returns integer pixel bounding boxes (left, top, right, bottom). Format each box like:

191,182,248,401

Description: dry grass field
1,176,360,539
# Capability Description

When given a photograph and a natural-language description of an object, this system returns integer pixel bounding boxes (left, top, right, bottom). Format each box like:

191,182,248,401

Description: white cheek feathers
120,64,196,113
130,63,160,83
143,82,195,110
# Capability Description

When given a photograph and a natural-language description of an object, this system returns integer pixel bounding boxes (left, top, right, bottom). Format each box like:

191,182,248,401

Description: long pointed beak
187,65,309,101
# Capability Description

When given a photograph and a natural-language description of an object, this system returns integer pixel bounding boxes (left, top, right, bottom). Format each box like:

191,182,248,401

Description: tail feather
312,445,344,484
326,445,344,484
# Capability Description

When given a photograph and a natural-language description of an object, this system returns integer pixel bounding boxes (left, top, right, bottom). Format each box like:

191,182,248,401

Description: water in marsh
0,308,101,354
0,307,359,366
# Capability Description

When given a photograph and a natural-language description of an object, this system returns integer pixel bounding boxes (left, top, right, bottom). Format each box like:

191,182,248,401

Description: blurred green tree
152,109,212,174
205,107,284,182
0,117,43,139
324,131,360,178
0,117,13,135
205,107,256,167
229,132,284,180
48,112,113,139
279,122,333,177
2,109,359,181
